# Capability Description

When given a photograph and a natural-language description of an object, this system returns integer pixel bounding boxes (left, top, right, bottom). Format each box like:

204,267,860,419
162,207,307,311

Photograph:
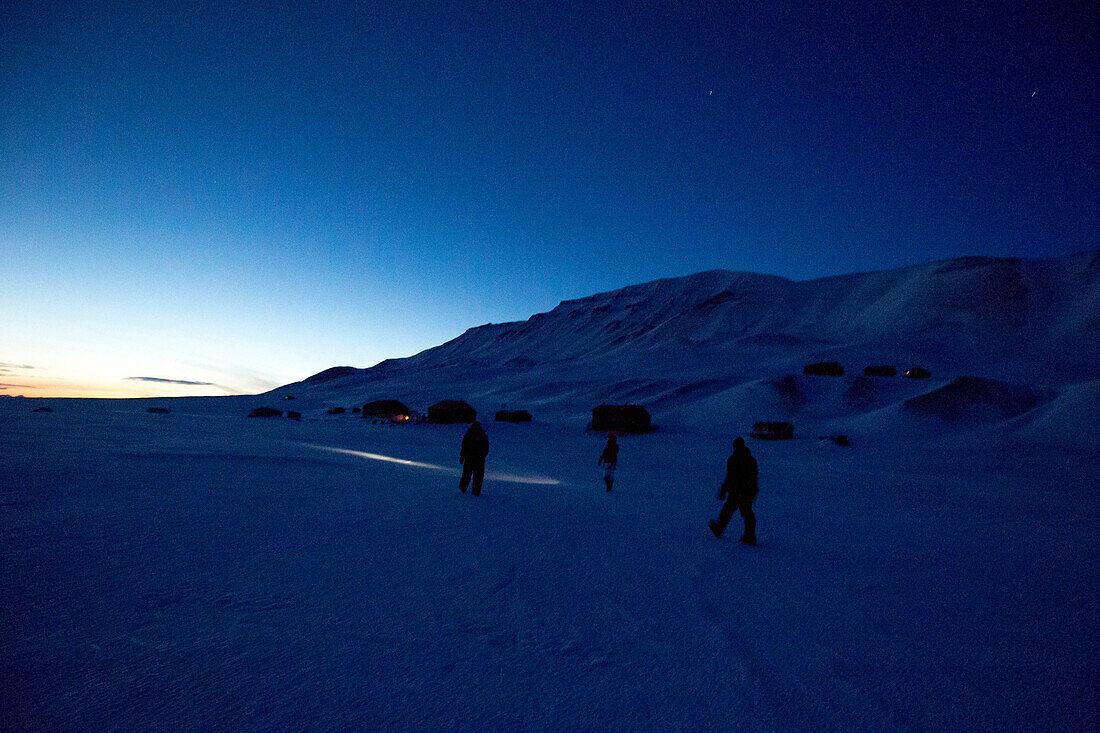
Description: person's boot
739,535,756,546
605,477,613,492
709,520,723,538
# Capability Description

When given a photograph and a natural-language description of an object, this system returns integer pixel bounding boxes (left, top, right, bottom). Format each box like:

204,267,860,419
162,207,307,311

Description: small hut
362,400,411,421
147,407,171,414
863,365,896,377
429,400,477,424
751,421,794,440
495,409,532,423
286,411,302,421
248,406,283,418
325,407,346,415
591,404,652,433
904,367,931,379
804,361,844,376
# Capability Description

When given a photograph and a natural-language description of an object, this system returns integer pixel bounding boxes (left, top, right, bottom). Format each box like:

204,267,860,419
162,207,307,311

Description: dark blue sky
1,1,1096,395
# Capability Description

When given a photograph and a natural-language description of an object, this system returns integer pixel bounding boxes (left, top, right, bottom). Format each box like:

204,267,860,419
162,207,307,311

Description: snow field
2,402,1097,730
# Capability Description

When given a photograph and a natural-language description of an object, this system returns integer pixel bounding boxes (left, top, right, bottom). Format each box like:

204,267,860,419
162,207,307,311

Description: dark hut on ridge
495,409,532,423
904,367,931,379
751,421,794,440
591,404,652,433
248,406,283,418
428,400,477,424
804,361,844,376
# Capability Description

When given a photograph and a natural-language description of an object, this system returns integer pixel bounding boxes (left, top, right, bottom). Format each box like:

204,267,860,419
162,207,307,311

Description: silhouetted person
459,421,489,496
709,437,758,545
598,434,619,492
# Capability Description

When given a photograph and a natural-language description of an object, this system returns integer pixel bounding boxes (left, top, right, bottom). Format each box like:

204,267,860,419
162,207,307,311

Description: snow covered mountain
273,251,1099,436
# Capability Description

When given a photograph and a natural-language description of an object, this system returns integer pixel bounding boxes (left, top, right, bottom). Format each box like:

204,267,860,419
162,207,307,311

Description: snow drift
902,377,1050,422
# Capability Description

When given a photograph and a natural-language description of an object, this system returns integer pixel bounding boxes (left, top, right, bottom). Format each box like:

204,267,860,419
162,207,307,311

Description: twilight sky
1,1,1096,397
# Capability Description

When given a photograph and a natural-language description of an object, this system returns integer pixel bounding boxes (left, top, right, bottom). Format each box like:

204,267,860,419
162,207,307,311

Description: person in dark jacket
709,437,758,545
598,434,619,492
459,421,489,496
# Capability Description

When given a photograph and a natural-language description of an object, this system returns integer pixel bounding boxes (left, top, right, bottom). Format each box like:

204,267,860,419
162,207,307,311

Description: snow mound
902,377,1049,422
303,366,359,384
651,378,792,430
1011,380,1100,451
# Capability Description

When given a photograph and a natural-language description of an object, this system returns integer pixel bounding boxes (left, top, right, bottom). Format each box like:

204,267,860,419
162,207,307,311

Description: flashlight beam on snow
484,471,561,486
306,444,451,471
302,444,561,486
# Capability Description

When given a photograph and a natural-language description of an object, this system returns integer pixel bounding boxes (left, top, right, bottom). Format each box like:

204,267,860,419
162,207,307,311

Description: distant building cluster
804,361,930,379
241,359,936,442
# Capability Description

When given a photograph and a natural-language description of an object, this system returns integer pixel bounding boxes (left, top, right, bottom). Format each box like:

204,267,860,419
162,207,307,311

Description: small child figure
598,434,619,492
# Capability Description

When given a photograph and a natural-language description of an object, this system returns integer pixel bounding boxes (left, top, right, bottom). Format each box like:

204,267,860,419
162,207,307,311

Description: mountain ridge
272,251,1099,431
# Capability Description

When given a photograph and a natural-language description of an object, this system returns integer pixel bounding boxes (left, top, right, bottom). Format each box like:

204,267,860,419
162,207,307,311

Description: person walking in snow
709,436,758,545
598,434,619,492
459,421,489,496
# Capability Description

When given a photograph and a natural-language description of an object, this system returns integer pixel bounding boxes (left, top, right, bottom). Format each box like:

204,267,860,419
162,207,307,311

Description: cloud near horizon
125,376,218,386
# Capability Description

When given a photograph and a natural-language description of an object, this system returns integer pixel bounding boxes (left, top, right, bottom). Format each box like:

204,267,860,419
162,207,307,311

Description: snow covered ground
3,398,1097,730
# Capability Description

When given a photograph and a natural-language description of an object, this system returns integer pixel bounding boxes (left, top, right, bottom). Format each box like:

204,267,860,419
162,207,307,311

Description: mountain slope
272,251,1100,428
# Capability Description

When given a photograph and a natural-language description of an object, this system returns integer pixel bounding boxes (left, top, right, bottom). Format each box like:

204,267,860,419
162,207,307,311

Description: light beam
302,443,562,486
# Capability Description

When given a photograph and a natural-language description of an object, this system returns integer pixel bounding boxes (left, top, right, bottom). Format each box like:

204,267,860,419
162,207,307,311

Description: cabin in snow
362,400,412,421
495,409,532,423
428,400,477,424
248,407,283,418
864,365,896,377
751,421,794,440
804,361,844,376
905,367,932,379
591,404,652,433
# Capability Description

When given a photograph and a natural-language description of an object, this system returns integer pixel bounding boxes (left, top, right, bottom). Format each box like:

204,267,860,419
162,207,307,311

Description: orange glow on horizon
0,378,238,399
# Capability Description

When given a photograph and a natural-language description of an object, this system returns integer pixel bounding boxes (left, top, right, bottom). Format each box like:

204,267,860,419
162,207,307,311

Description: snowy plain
2,396,1097,730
